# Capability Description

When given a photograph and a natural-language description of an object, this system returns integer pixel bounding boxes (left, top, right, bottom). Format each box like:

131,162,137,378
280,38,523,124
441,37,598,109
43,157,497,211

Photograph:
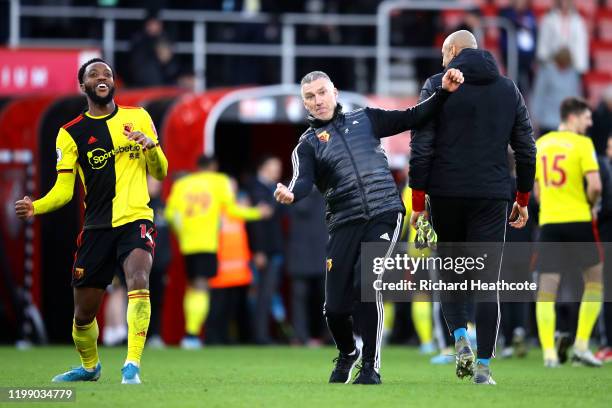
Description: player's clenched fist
15,196,34,219
441,68,464,93
124,129,156,150
274,183,294,204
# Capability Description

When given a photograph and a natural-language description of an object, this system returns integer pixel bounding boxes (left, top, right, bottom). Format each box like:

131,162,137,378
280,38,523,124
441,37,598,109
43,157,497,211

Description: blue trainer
121,363,141,384
419,342,437,355
52,363,101,382
430,353,454,365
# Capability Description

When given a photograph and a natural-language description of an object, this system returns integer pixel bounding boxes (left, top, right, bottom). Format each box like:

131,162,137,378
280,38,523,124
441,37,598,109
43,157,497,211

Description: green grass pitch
0,346,610,407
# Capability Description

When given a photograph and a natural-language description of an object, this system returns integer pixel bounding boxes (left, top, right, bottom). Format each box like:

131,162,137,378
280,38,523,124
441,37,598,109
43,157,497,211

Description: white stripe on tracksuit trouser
323,212,403,372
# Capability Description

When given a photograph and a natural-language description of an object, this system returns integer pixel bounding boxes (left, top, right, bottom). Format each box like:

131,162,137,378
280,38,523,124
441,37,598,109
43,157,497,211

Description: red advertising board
0,48,100,95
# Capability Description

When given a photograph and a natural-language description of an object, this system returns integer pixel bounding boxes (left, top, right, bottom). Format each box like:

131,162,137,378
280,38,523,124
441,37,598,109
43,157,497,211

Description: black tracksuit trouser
324,211,404,371
429,197,508,359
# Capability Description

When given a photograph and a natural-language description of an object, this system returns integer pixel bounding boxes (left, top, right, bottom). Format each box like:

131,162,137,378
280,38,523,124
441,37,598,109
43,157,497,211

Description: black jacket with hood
409,48,536,200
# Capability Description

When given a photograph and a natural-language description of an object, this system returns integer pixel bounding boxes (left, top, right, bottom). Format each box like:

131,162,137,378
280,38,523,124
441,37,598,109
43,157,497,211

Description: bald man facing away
409,30,536,384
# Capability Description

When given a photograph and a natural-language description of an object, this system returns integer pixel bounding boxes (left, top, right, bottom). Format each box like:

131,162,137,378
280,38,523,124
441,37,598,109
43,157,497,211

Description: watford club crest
74,267,85,279
317,131,330,143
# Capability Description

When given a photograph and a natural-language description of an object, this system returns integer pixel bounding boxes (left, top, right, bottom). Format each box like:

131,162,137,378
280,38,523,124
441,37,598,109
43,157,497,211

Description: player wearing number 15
14,58,168,384
535,97,604,368
164,155,271,348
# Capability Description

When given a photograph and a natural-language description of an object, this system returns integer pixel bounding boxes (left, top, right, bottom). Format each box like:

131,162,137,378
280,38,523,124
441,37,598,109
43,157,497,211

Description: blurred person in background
536,0,588,74
499,0,538,93
165,155,270,349
206,179,257,345
247,155,287,345
595,136,612,363
146,175,171,348
102,278,127,347
129,13,182,87
500,152,538,359
399,165,435,356
534,97,603,368
287,187,327,346
589,86,612,157
531,47,581,136
453,8,482,35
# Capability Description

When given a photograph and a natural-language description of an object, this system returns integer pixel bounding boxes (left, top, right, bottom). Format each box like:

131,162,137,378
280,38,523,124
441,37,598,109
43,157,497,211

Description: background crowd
1,0,611,362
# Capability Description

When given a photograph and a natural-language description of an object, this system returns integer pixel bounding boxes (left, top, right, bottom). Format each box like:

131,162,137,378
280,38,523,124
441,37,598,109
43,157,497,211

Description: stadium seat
441,10,468,32
591,41,612,73
531,0,554,8
597,10,612,41
459,0,487,6
583,71,612,106
493,0,512,8
532,0,554,18
575,0,598,18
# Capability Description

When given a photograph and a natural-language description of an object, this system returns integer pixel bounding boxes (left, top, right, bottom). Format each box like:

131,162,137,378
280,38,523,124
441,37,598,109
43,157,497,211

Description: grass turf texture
0,346,610,408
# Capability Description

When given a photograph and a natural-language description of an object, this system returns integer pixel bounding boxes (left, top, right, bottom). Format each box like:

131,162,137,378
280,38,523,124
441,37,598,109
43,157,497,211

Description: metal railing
7,0,517,95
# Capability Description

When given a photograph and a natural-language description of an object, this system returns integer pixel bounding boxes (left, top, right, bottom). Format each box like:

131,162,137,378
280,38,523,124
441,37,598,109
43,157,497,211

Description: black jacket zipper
332,121,371,218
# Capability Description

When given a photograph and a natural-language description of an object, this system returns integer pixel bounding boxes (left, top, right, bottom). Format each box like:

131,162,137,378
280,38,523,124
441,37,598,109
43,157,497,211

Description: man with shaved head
275,68,464,384
409,30,536,384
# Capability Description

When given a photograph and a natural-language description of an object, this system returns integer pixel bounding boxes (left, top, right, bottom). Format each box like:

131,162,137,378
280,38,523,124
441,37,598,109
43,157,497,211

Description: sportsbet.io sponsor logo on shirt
87,144,142,169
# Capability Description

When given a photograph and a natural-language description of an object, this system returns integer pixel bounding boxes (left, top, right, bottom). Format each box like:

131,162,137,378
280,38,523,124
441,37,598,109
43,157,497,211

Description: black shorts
538,222,601,273
72,220,156,289
184,253,218,280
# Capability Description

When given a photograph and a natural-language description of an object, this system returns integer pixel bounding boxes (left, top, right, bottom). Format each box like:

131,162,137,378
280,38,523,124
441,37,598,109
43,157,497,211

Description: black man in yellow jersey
15,58,168,384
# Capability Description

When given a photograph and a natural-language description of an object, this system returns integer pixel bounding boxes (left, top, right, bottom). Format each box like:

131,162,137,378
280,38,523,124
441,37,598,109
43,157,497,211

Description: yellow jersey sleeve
140,108,168,180
33,128,77,214
580,138,599,175
56,127,78,173
164,179,182,230
221,176,262,221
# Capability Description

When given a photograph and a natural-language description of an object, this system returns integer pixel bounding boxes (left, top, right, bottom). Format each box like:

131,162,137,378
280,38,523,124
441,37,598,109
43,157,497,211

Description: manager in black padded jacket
409,30,536,385
274,68,464,385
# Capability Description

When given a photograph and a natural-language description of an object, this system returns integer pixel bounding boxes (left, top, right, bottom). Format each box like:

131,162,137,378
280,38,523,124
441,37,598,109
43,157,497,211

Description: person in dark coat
589,87,612,156
287,188,327,345
247,155,286,344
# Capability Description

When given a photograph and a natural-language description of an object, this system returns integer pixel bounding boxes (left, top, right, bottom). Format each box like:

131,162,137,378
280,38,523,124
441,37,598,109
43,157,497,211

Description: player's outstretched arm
222,176,273,220
15,172,76,219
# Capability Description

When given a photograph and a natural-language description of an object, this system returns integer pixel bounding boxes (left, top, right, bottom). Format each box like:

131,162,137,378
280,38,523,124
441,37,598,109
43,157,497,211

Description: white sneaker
501,347,514,358
147,335,165,349
180,336,203,350
572,349,603,367
544,358,560,368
